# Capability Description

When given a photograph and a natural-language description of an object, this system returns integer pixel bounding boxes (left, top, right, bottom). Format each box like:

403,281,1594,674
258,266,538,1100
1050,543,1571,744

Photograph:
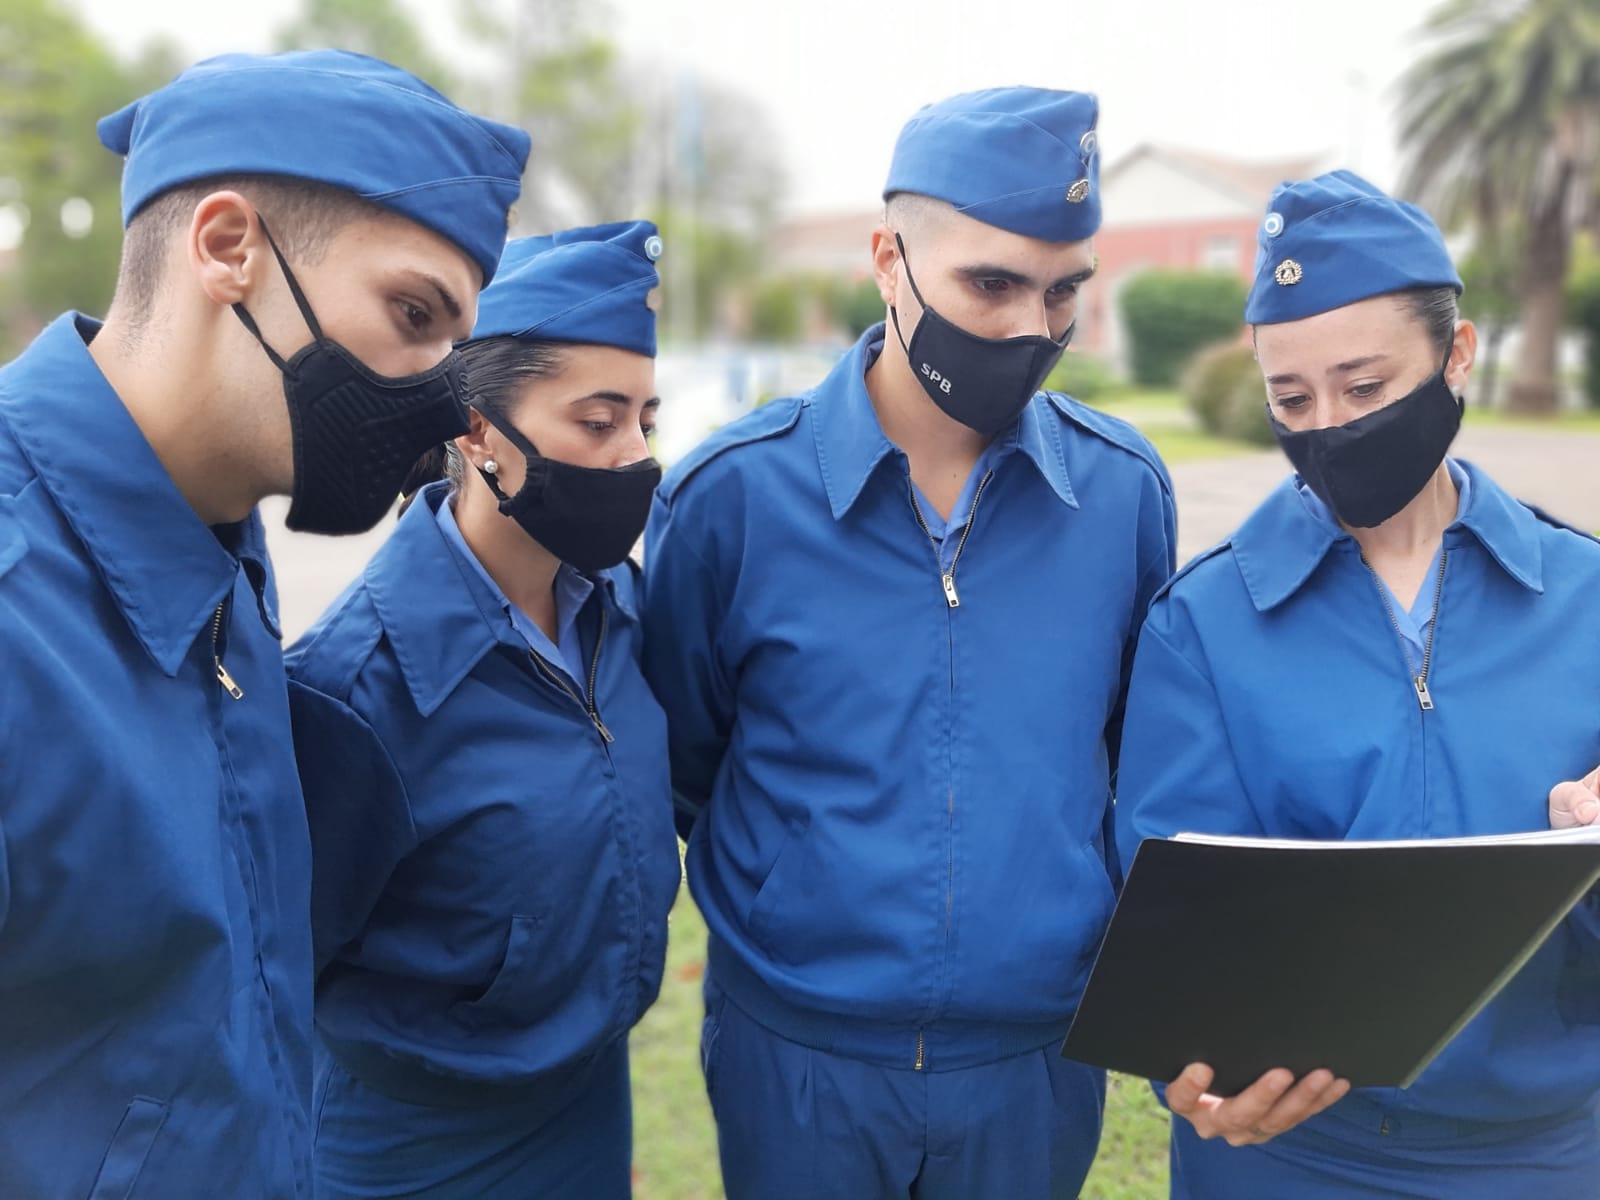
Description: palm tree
1399,0,1600,414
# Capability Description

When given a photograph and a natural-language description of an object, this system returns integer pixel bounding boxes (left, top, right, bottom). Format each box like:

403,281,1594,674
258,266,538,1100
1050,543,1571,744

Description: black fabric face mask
472,403,661,573
1270,351,1462,529
233,219,471,536
890,234,1072,437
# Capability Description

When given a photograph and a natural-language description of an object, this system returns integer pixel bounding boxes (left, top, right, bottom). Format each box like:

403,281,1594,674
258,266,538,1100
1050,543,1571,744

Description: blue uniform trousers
311,1038,633,1199
702,977,1105,1199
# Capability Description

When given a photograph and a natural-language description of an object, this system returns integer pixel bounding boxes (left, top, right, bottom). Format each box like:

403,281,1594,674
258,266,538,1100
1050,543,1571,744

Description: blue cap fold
883,86,1101,242
98,50,532,284
1245,170,1461,325
470,221,661,358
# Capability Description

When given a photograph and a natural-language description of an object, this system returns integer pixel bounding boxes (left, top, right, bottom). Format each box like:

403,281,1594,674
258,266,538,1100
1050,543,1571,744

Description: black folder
1061,826,1600,1096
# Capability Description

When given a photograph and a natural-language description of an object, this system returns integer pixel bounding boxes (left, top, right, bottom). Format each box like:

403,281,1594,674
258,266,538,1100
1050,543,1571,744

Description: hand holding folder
1063,824,1600,1105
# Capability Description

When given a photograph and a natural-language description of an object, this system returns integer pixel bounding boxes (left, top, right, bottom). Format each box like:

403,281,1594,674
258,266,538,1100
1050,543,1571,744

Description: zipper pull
590,711,616,744
940,573,960,608
216,659,245,700
1413,676,1434,711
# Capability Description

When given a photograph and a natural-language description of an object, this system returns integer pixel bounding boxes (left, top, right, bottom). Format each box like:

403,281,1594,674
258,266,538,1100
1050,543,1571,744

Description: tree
276,0,456,93
1118,270,1248,388
1567,235,1600,407
1456,234,1521,407
0,0,178,356
455,1,786,338
1399,0,1600,414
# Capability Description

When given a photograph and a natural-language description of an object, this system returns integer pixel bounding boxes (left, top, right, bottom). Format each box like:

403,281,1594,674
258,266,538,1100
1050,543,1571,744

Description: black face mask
233,219,471,536
1270,352,1462,529
472,403,661,573
890,234,1072,437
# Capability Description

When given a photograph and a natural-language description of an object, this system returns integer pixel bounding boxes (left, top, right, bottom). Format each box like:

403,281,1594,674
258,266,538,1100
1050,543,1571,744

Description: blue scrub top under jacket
0,315,314,1198
641,325,1177,1071
285,481,680,1100
1117,464,1600,1125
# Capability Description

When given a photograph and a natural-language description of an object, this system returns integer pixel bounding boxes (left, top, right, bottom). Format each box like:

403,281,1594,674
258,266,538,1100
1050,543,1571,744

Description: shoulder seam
661,396,807,502
1045,392,1171,494
1152,539,1235,604
286,592,386,703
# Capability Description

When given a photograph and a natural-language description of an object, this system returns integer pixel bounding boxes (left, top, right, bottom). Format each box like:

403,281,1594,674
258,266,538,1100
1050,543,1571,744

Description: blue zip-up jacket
1116,464,1600,1125
0,316,313,1197
285,482,680,1103
642,327,1176,1070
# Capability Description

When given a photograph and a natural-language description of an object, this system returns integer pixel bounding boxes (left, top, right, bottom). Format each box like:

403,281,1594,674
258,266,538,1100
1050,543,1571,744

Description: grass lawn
629,884,1173,1199
1463,405,1600,433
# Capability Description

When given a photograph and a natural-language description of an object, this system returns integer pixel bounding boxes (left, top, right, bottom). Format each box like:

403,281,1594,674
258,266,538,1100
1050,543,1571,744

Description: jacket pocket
458,914,546,1025
1073,837,1119,973
87,1097,168,1200
745,816,810,960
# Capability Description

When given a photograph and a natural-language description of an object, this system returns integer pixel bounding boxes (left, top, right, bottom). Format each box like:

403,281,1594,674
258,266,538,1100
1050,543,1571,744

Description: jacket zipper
211,601,244,700
908,470,994,608
1362,548,1448,711
529,606,614,743
906,469,994,1068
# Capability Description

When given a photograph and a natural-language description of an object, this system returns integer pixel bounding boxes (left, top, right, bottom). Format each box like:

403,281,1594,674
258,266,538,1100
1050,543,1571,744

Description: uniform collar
0,314,277,675
812,324,1078,520
1234,459,1543,612
365,482,620,717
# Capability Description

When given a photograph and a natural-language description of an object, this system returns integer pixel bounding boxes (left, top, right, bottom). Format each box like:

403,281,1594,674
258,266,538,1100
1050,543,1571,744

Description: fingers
1550,780,1600,829
1223,1070,1350,1148
1169,1065,1349,1147
1164,1063,1216,1114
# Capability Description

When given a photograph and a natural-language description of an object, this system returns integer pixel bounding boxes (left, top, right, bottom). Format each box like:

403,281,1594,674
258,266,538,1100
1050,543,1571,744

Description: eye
1273,394,1310,411
583,420,617,434
973,278,1011,296
1349,381,1383,400
1047,282,1081,301
396,299,432,333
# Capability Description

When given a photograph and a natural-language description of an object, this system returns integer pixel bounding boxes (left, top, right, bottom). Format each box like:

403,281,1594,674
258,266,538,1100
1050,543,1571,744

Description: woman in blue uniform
1116,171,1600,1198
285,221,681,1200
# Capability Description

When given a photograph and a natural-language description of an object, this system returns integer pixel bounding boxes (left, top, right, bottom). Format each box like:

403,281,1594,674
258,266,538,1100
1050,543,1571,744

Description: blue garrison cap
470,221,663,358
98,50,532,285
1245,170,1461,325
883,87,1101,242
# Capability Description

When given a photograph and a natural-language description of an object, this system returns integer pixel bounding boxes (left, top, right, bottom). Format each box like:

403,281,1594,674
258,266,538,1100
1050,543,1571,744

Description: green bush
1043,350,1124,403
1120,270,1248,387
747,277,807,343
1182,342,1275,446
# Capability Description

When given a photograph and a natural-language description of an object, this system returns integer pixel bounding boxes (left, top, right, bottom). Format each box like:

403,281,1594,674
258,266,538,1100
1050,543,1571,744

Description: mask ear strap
888,233,928,359
257,216,325,343
894,233,931,309
230,213,325,375
470,401,543,504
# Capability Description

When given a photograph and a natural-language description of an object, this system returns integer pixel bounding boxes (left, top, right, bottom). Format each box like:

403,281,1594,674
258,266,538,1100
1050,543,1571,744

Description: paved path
263,427,1600,643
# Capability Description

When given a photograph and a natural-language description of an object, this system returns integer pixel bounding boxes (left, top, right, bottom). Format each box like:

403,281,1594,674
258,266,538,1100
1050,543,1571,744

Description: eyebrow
955,263,1098,289
569,391,660,408
1265,353,1392,387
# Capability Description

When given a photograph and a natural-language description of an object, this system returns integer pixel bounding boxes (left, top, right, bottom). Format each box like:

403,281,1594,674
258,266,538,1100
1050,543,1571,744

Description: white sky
76,0,1441,217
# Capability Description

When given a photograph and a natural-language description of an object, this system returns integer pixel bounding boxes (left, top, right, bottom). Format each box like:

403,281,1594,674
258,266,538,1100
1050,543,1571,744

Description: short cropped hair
113,175,381,326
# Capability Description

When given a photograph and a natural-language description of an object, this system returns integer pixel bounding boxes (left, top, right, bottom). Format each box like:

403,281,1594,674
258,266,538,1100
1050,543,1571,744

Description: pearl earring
483,459,499,475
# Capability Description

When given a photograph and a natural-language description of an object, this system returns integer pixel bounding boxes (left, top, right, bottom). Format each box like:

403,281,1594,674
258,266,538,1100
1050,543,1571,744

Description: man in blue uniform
642,87,1175,1198
0,51,528,1199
